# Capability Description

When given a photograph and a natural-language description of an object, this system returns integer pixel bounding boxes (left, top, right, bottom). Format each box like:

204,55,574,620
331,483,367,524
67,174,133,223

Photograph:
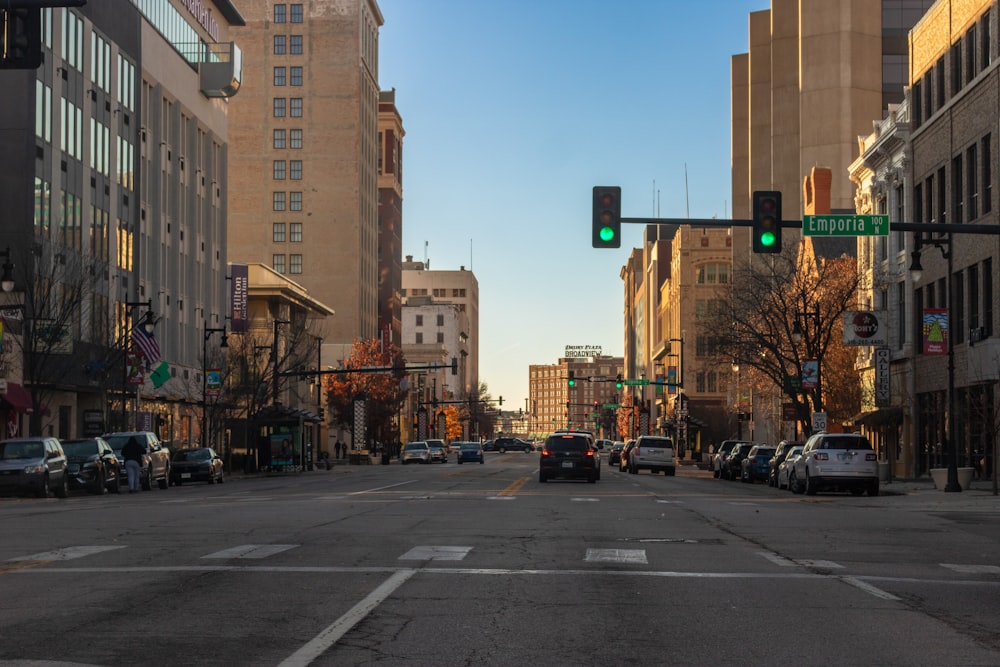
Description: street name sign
622,379,649,386
803,214,889,237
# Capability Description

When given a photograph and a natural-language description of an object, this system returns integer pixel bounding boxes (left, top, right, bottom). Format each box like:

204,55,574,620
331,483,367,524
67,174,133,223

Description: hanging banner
801,359,819,390
230,263,249,333
206,368,222,397
875,347,891,407
126,350,145,385
922,308,948,355
667,366,677,395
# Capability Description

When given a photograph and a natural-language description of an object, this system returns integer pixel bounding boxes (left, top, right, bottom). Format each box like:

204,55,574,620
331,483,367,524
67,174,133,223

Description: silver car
402,441,431,465
0,437,70,498
628,435,676,476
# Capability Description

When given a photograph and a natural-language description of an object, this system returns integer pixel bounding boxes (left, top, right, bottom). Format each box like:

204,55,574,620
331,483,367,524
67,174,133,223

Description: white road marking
487,496,516,500
585,549,647,564
161,498,194,504
757,551,797,567
798,560,844,569
9,545,125,562
278,569,416,667
398,546,472,561
655,499,685,504
202,544,298,560
571,497,599,502
941,563,1000,574
348,480,417,495
841,576,901,601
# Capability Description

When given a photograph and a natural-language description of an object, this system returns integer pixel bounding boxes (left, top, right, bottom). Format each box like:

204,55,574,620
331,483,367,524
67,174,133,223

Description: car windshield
173,449,211,462
820,437,872,450
0,441,45,459
405,443,427,451
640,438,673,448
61,441,100,456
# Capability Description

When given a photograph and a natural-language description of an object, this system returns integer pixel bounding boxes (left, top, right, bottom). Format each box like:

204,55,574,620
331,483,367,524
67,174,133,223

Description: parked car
0,437,70,498
427,441,448,463
484,437,533,453
712,440,740,478
456,441,484,464
62,437,122,494
539,432,600,483
776,445,804,490
722,442,756,480
619,440,636,471
608,442,625,467
791,432,879,496
103,431,171,490
170,447,224,485
628,435,676,475
768,440,804,487
741,445,776,483
402,441,431,465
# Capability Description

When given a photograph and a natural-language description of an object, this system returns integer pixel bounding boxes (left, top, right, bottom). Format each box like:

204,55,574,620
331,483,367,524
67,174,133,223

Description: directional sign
622,379,648,386
603,403,621,409
588,376,607,383
803,214,889,237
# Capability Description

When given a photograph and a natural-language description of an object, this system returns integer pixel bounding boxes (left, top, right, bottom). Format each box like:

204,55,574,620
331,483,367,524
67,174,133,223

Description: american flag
132,327,161,366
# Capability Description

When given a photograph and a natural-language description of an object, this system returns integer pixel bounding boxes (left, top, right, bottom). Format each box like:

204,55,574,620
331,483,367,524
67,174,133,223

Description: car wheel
38,475,51,498
868,482,879,497
499,447,506,453
790,471,803,494
158,475,169,490
588,474,597,483
539,472,547,483
91,469,106,495
217,470,224,484
110,472,121,494
849,487,864,496
457,460,463,464
805,473,818,496
629,463,637,475
55,474,69,499
176,478,183,486
141,471,152,491
667,467,676,476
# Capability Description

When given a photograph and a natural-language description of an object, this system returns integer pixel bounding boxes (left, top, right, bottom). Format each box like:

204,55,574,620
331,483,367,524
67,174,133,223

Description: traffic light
592,186,621,248
615,373,623,389
568,370,576,387
752,190,782,253
0,8,42,70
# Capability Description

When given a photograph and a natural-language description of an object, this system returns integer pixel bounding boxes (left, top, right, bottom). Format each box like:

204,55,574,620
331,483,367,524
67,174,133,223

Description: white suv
628,435,676,476
791,433,878,496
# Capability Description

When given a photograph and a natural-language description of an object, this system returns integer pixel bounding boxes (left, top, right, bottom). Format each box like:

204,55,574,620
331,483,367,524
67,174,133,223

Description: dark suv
539,433,600,483
486,437,533,453
768,440,804,487
722,442,756,480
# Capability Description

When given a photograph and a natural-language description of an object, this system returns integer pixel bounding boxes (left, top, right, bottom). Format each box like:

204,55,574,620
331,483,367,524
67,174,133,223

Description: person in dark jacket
122,436,145,493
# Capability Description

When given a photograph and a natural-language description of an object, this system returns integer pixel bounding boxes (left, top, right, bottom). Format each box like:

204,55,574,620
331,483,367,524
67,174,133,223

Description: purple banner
230,263,248,333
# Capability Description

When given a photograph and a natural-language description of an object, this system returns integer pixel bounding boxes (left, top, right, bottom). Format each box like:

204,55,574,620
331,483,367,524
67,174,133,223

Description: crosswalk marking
757,552,843,569
399,546,472,561
9,546,126,562
797,559,844,569
757,551,796,567
941,563,1000,574
202,544,298,560
487,496,516,500
585,549,647,564
571,498,599,502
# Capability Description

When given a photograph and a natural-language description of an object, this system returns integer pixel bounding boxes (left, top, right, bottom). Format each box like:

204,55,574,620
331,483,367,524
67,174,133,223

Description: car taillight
584,450,594,458
814,452,829,461
865,453,876,461
541,449,551,457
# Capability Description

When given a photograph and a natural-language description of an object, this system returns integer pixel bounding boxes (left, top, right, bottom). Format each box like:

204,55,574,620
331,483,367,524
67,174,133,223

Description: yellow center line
0,560,49,575
497,476,531,497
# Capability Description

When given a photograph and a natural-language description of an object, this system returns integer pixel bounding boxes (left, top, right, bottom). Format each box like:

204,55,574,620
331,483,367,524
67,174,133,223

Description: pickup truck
103,431,171,490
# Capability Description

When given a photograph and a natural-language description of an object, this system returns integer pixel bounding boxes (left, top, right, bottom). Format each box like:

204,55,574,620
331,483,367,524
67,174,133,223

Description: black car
484,437,533,453
619,440,636,471
169,447,224,485
608,442,625,466
722,443,756,480
768,440,804,487
62,437,122,494
539,433,600,483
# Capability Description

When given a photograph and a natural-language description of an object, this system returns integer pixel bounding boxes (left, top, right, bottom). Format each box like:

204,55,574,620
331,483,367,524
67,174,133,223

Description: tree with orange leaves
324,338,407,447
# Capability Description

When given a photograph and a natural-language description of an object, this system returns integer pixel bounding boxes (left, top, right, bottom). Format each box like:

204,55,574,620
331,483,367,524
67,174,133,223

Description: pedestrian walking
336,439,346,459
122,436,145,493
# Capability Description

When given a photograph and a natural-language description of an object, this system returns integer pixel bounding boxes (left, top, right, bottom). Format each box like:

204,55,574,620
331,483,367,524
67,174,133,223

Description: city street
1,453,998,666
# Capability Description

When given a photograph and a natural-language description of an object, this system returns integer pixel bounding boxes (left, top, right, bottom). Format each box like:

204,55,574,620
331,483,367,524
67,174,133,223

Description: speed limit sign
812,412,827,432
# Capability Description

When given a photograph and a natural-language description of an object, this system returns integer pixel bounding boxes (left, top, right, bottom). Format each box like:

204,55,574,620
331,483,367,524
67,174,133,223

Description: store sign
843,311,887,346
564,345,602,358
182,0,220,41
875,347,890,407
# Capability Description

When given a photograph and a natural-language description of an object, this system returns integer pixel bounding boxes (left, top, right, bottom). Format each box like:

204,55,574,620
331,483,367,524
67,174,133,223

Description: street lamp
909,233,961,493
271,319,290,405
121,300,155,428
792,301,823,417
732,360,742,439
201,323,229,447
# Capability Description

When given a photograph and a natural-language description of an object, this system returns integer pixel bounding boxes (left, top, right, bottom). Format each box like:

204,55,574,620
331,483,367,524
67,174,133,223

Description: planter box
929,467,974,490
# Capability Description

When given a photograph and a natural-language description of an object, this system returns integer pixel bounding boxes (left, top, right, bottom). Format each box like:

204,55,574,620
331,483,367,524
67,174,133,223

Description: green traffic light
599,226,616,243
759,231,776,247
568,379,576,387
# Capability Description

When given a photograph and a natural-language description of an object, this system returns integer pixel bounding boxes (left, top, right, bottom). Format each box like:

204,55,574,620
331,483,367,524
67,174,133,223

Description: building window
967,143,978,220
290,191,302,211
273,160,286,180
273,254,286,274
289,160,302,180
982,15,991,70
274,4,286,23
290,66,302,86
436,332,444,343
914,183,923,222
273,66,286,86
290,129,303,149
433,288,445,297
273,129,286,149
273,35,286,55
936,58,945,108
289,254,302,274
273,192,286,211
273,98,286,117
273,223,286,243
952,155,963,223
290,222,302,242
983,134,992,213
896,281,906,350
696,263,729,284
954,268,965,344
290,35,303,54
415,332,423,344
966,25,977,84
290,98,303,117
984,258,994,336
436,314,444,326
415,315,423,326
951,43,962,95
969,263,980,332
914,287,924,355
912,81,922,127
291,4,303,22
937,167,946,223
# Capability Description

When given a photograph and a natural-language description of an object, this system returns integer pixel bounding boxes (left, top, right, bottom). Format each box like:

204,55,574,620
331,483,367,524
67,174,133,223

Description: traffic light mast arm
618,216,1000,235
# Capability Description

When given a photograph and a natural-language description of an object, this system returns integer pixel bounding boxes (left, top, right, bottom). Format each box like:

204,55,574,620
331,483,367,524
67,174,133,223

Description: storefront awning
0,382,35,413
254,404,322,424
852,406,903,428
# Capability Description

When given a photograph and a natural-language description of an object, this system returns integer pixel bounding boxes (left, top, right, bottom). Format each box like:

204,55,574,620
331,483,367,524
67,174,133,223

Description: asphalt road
1,453,998,666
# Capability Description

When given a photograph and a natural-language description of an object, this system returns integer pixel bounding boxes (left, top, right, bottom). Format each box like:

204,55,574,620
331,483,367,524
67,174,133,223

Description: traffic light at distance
592,186,621,248
752,190,782,254
567,370,576,387
0,9,42,70
615,373,623,389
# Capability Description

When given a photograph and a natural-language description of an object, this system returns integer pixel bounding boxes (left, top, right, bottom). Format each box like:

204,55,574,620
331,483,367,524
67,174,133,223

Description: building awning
852,406,903,428
0,382,36,413
254,405,322,424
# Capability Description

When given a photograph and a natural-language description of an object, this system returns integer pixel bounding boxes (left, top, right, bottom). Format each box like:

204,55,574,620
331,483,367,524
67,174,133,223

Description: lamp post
271,319,290,405
732,360,742,439
201,323,229,447
910,233,961,492
792,301,823,436
121,300,155,429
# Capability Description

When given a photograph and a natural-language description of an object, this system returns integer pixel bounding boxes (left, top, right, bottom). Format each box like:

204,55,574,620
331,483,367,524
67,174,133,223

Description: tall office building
228,1,384,345
378,89,404,347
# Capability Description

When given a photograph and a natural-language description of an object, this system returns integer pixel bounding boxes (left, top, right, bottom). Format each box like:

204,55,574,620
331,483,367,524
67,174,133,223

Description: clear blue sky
378,0,766,411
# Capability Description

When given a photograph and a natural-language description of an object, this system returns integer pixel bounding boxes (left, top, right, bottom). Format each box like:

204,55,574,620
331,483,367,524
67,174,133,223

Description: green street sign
622,379,648,386
803,214,889,237
603,403,621,409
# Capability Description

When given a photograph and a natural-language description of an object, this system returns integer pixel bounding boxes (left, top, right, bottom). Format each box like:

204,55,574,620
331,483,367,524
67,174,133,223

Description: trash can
878,460,890,482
